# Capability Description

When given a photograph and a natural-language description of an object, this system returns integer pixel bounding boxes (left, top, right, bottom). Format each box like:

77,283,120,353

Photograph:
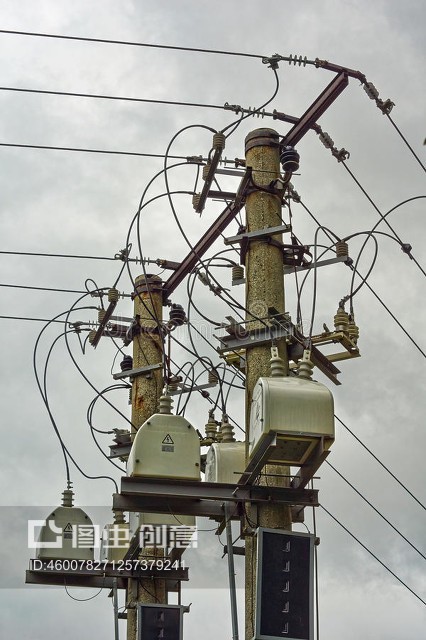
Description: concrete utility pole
127,273,166,640
244,129,292,640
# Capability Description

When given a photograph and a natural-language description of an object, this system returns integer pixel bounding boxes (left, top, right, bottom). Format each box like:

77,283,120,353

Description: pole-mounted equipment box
205,441,246,484
127,413,200,480
137,604,184,640
249,377,334,466
253,528,314,640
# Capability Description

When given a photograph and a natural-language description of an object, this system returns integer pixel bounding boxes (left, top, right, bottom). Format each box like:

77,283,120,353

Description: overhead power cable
321,505,426,607
0,141,189,159
0,249,115,261
0,85,225,112
335,415,425,511
325,460,426,560
0,28,265,59
297,198,426,360
386,113,426,174
0,314,69,323
0,283,93,295
341,160,426,278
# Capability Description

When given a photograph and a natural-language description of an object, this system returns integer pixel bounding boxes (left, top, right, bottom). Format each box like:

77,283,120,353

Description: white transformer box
127,413,200,480
127,410,200,528
37,504,94,561
249,376,334,466
100,522,130,562
205,441,246,484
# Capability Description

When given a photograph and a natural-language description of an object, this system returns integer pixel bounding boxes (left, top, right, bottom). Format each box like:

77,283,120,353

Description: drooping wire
33,310,119,491
296,196,426,359
341,160,426,278
64,581,103,602
221,67,280,139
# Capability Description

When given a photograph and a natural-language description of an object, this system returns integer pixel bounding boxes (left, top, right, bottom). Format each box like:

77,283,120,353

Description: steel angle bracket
283,254,349,275
216,324,293,355
113,363,162,380
310,330,360,363
224,224,292,246
163,167,252,299
113,476,318,520
90,298,118,348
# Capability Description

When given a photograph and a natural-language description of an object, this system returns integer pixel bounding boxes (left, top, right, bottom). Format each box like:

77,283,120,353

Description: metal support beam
163,168,252,299
113,477,318,519
112,363,162,381
194,146,224,214
90,298,118,348
224,224,291,246
281,72,349,147
26,560,188,590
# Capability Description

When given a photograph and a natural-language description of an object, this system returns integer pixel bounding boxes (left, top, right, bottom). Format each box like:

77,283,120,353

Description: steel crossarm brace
281,72,349,147
90,298,118,348
194,146,224,214
162,167,252,299
114,477,318,514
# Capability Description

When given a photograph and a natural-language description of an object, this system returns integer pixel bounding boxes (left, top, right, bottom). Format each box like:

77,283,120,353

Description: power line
0,283,90,295
0,314,69,323
325,460,426,560
0,28,264,59
0,141,188,159
341,160,426,278
0,249,115,260
386,113,426,174
0,85,224,112
320,505,426,607
335,414,425,511
297,198,426,360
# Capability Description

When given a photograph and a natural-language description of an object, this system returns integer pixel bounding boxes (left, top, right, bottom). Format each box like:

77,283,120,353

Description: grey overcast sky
0,1,425,639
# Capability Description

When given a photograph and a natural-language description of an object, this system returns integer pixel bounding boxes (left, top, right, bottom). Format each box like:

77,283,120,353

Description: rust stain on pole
244,129,292,640
130,274,164,439
127,273,166,640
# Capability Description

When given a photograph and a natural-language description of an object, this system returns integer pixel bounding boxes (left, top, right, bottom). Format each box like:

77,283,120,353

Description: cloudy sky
0,1,425,638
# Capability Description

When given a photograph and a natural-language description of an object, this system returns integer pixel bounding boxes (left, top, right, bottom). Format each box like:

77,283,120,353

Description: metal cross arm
281,72,349,148
163,167,252,300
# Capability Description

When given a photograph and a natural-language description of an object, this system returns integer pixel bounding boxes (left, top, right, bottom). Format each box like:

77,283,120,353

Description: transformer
100,522,130,562
128,511,196,539
205,442,246,484
249,377,334,466
36,488,94,561
127,401,200,529
127,412,200,480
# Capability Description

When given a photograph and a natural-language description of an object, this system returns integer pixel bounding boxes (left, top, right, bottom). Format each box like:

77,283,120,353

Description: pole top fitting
134,273,163,295
245,128,280,153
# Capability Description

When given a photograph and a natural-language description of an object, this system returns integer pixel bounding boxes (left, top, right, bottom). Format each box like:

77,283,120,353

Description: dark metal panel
255,529,314,640
138,604,183,640
119,476,318,505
